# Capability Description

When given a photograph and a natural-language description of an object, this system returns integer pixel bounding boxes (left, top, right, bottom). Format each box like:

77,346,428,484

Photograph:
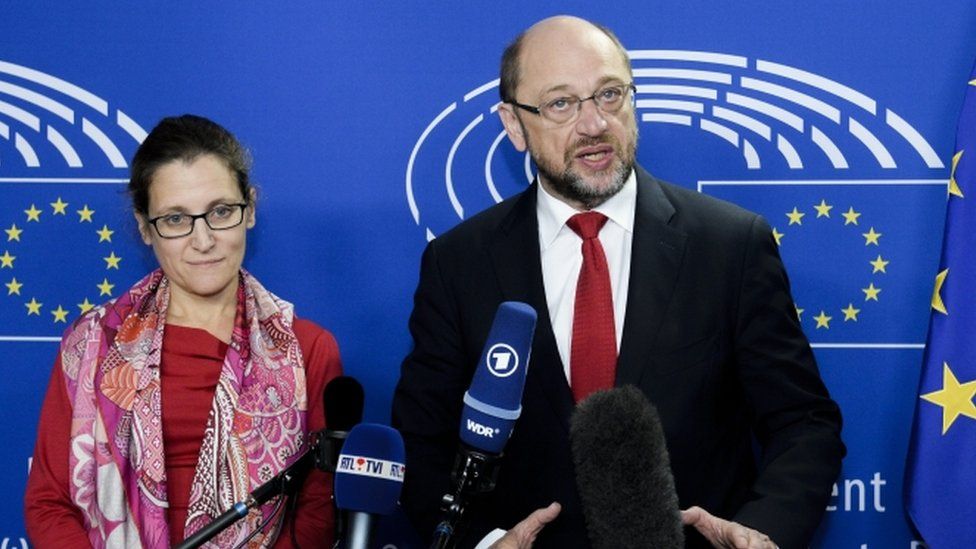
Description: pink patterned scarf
59,269,308,548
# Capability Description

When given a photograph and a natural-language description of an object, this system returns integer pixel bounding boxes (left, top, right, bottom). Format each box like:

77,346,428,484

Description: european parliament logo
0,60,148,338
405,50,948,346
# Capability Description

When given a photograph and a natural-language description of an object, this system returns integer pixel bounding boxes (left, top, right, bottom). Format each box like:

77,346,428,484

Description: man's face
499,19,638,210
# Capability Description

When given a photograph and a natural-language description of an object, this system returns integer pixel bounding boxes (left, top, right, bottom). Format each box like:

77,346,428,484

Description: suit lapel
616,167,688,387
488,184,575,432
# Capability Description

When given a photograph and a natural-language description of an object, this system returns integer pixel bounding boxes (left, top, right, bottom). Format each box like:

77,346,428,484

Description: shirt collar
537,169,637,250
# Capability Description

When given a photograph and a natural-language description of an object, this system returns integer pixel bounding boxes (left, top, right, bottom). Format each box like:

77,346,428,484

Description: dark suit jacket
392,166,844,549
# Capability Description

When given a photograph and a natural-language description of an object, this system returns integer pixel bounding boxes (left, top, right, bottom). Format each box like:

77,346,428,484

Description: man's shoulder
639,169,763,233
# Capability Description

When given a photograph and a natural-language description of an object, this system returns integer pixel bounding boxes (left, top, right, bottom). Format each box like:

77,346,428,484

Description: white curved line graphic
776,134,803,169
636,99,704,113
0,98,40,131
82,118,126,167
523,152,534,183
464,79,500,102
0,120,8,139
742,139,761,169
629,50,747,67
641,113,692,125
47,125,82,167
0,79,73,122
117,110,147,143
700,119,739,146
885,109,944,168
757,60,876,114
849,117,896,168
15,133,39,167
638,84,718,100
426,227,436,242
484,129,508,203
740,77,841,123
406,102,457,223
713,106,771,141
811,125,849,169
0,60,108,115
633,68,732,85
446,114,484,219
725,92,804,132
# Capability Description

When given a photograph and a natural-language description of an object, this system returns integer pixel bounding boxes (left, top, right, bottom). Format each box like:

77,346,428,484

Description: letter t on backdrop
905,60,976,548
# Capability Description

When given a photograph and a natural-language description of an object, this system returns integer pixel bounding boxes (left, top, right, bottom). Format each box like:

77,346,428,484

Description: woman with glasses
24,114,341,548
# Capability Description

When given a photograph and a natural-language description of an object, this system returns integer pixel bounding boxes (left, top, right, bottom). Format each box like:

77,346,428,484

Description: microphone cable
232,491,288,549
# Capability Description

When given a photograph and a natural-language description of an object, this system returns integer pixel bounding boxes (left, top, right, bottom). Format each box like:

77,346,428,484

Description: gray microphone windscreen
570,385,684,549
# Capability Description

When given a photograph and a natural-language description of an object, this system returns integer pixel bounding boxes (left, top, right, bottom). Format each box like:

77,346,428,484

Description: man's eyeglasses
147,203,248,239
508,82,636,125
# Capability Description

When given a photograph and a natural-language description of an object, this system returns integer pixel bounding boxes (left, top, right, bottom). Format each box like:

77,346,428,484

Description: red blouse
24,318,342,548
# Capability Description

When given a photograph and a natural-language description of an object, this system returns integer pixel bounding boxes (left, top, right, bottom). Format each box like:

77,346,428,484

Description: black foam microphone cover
570,385,684,549
325,376,365,430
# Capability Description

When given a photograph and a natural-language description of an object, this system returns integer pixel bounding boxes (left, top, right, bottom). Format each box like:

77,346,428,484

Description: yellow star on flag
5,277,22,295
24,204,42,222
949,150,964,198
25,297,42,315
863,283,882,301
51,197,69,215
932,269,948,315
870,255,890,274
77,205,95,222
51,305,69,323
786,207,805,225
77,298,95,314
862,227,882,246
771,228,784,246
794,305,804,320
97,278,115,296
96,225,114,243
814,199,833,218
0,251,15,268
5,224,22,242
842,207,861,226
842,303,861,321
814,310,831,329
104,252,122,269
920,362,976,435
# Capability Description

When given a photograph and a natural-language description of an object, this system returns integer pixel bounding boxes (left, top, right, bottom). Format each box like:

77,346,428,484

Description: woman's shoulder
293,316,342,376
293,317,337,350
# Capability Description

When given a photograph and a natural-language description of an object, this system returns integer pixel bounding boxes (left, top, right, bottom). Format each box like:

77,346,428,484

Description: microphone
459,301,536,454
570,386,684,549
316,375,365,472
334,423,406,549
432,301,537,548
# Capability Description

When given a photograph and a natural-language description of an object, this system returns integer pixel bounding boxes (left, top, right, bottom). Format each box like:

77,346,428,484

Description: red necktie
566,212,617,403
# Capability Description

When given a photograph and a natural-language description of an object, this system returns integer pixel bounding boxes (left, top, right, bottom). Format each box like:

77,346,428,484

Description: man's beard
531,133,636,209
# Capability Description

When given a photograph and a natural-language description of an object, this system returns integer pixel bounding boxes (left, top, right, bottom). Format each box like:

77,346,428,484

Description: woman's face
135,154,255,303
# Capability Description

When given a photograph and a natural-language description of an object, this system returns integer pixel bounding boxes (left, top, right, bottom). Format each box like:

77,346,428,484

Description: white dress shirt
536,170,636,382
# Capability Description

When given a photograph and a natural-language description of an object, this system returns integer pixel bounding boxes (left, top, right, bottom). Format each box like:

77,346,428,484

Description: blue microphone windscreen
460,301,536,453
334,423,406,515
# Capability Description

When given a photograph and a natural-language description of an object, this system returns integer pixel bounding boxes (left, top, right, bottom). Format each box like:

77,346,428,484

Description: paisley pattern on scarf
59,269,308,548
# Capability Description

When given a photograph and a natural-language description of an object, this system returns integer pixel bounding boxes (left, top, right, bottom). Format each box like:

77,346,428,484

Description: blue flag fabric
905,63,976,548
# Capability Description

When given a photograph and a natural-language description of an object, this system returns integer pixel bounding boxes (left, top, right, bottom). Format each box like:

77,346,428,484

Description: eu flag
905,63,976,547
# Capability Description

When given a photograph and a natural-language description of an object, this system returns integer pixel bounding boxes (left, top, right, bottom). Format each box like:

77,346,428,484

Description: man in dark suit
392,15,844,549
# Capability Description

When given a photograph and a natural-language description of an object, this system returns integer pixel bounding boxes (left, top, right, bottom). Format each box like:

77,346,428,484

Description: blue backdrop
2,2,974,547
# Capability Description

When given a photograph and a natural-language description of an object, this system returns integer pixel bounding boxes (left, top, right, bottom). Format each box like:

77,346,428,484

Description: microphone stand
316,428,351,548
430,447,502,549
176,441,318,549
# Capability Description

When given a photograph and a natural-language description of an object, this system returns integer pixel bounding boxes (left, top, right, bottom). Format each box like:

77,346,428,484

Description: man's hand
681,506,778,549
489,502,562,549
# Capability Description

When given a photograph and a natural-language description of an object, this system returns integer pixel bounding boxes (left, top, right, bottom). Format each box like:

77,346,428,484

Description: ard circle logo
486,343,519,377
